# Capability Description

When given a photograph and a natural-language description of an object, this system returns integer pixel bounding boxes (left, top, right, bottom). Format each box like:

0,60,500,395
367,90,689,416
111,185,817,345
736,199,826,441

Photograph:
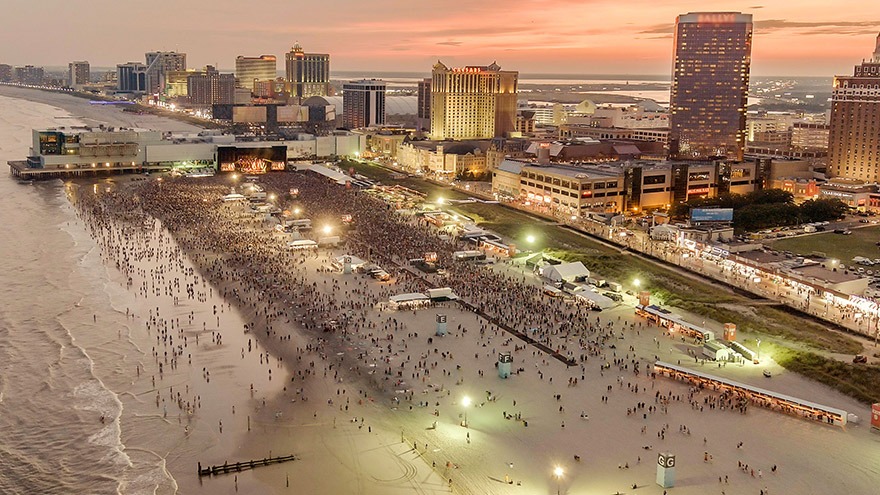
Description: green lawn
770,226,880,263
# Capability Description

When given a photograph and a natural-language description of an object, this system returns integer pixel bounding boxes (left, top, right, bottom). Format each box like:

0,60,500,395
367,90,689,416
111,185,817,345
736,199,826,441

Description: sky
1,0,878,77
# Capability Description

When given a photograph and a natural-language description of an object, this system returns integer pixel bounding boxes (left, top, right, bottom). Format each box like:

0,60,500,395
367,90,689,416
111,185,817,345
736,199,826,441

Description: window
643,174,666,185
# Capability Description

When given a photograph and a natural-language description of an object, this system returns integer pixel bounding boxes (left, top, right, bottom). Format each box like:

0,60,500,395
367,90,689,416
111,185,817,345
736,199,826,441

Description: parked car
853,355,868,364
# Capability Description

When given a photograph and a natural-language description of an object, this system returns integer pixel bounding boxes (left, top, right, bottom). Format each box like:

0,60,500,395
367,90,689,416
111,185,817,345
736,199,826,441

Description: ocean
0,95,177,494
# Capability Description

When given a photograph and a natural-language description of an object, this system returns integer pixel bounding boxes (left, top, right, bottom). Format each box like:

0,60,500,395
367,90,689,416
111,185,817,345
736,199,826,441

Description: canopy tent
575,290,616,309
389,292,431,310
222,193,247,202
389,293,430,304
541,261,591,283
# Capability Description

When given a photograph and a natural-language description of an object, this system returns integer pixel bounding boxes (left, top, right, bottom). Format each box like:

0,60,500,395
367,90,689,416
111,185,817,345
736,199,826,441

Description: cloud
639,23,671,35
756,19,880,36
437,41,463,46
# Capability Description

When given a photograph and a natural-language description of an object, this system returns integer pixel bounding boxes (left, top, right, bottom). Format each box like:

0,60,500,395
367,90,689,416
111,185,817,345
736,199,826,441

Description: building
0,64,12,83
417,78,431,127
188,68,236,106
15,65,44,86
819,178,875,210
827,33,880,182
145,51,186,94
116,63,147,93
235,55,277,93
429,61,518,141
285,43,330,100
13,126,366,177
397,140,492,177
491,159,763,214
342,80,386,129
559,125,670,145
163,70,197,98
67,61,89,90
669,12,753,161
791,123,829,151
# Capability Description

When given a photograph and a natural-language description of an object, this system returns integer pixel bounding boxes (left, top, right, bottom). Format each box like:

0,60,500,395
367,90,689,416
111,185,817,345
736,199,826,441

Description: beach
1,86,878,495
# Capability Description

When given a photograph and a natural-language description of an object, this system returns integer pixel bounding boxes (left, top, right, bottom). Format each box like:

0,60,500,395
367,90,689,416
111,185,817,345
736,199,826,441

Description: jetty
197,454,298,476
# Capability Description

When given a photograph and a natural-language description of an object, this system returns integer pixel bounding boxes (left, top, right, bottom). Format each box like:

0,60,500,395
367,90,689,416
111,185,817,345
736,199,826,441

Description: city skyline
1,1,878,76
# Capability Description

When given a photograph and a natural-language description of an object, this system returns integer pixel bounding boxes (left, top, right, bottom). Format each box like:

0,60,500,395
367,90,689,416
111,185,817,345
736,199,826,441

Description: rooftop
788,264,866,284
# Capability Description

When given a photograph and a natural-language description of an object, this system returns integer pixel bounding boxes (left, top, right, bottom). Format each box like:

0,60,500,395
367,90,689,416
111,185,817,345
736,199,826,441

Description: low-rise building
15,126,365,176
397,140,491,177
819,178,875,210
492,159,764,214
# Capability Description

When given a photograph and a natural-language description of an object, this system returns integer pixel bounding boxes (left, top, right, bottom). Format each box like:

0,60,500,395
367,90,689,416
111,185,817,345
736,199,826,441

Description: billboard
217,146,286,173
277,105,307,123
690,208,733,222
232,106,267,124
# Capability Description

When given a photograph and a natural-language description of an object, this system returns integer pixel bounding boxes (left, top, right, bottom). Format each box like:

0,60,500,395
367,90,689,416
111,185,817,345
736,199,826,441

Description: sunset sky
2,0,878,76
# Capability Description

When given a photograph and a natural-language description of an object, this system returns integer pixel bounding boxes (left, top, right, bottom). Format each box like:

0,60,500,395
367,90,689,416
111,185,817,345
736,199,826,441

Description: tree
799,198,848,223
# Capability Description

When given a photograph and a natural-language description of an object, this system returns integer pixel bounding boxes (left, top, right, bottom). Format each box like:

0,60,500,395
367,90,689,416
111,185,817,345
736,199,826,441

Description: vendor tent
541,261,590,283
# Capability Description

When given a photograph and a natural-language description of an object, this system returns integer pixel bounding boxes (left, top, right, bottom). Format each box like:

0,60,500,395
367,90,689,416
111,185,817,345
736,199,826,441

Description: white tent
222,193,247,202
390,293,430,304
575,290,616,309
541,261,590,283
389,293,431,310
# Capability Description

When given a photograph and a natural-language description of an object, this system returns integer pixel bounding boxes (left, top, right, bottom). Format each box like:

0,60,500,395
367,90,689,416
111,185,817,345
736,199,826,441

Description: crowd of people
69,170,792,494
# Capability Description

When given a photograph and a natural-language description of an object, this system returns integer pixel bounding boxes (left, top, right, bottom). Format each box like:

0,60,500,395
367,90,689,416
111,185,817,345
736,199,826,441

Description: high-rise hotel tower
828,34,880,181
429,61,517,141
669,12,752,161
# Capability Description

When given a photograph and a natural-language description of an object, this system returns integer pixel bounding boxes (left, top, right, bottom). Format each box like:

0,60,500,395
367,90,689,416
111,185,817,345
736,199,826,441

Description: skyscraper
429,61,518,141
68,61,90,90
187,67,236,106
235,55,277,93
117,62,147,93
417,78,431,128
827,33,880,181
285,43,330,100
669,12,752,161
342,79,386,129
145,51,186,94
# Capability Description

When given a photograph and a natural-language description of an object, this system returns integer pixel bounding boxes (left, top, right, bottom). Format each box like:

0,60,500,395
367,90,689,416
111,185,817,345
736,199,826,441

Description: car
853,355,868,364
859,219,870,223
763,370,772,378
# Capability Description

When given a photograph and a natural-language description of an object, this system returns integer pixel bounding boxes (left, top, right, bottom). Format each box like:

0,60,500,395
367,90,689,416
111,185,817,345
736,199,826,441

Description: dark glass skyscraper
669,12,752,162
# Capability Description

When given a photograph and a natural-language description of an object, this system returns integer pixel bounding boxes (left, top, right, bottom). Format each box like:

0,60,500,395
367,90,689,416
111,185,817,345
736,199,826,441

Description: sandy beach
77,168,878,495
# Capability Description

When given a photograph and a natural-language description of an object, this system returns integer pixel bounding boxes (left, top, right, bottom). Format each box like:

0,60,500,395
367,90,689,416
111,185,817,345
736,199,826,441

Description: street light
756,339,762,362
293,207,301,216
526,235,536,245
461,396,471,427
633,278,641,288
553,466,564,495
437,197,445,205
322,225,332,235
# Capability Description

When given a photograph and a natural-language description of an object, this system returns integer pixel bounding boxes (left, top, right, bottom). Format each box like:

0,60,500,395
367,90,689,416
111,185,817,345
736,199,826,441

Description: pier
197,454,298,477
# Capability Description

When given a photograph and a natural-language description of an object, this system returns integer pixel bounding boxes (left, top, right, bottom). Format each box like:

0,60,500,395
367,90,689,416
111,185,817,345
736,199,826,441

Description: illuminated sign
691,208,733,222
